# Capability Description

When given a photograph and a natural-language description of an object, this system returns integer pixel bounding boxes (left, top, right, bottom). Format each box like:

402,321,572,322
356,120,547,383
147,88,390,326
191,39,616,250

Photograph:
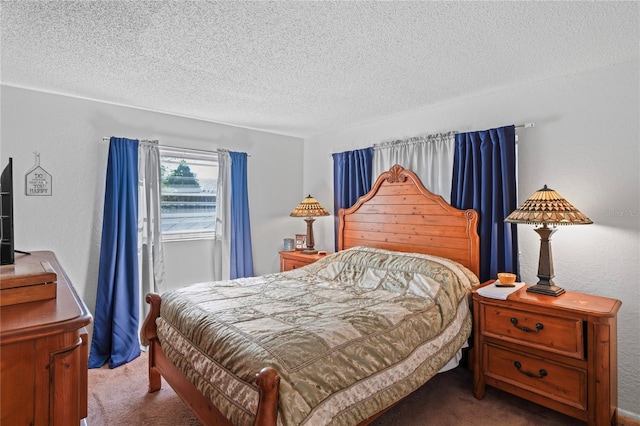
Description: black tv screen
1,158,14,265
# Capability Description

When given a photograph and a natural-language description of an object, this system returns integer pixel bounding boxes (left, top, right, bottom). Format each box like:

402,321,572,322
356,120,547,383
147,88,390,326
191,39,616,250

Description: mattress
156,246,479,425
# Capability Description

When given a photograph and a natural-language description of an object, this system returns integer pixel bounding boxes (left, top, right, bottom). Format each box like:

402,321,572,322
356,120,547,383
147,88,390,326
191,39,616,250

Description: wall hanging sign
25,152,52,196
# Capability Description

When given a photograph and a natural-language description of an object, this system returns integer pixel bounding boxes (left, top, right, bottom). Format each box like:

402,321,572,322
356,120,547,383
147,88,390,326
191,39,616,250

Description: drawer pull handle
510,318,543,333
514,361,547,379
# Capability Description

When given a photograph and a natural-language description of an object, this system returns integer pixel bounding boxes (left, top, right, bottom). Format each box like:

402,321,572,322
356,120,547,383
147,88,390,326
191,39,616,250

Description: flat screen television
1,158,15,265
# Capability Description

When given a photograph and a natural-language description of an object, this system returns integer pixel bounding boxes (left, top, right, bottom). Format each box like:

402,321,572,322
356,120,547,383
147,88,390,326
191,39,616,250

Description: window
159,147,218,241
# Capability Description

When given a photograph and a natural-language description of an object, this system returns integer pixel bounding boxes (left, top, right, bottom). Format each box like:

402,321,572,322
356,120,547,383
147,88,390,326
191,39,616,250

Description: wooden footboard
142,293,280,426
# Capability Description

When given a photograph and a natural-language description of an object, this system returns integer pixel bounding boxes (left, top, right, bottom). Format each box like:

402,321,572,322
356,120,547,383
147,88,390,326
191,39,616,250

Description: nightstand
279,251,331,272
473,285,621,426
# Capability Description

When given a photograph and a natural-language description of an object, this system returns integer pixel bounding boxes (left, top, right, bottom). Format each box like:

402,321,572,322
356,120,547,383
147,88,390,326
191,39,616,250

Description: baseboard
619,410,640,426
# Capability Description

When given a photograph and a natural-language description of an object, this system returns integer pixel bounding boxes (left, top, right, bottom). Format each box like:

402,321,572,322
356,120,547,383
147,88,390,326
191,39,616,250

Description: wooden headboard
338,164,480,277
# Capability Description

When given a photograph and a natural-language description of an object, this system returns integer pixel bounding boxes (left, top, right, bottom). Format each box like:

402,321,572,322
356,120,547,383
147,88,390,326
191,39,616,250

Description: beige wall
303,60,640,419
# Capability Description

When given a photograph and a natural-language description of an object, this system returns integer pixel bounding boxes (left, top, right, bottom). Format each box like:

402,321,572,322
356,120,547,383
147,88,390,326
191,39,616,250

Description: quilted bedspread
156,246,479,425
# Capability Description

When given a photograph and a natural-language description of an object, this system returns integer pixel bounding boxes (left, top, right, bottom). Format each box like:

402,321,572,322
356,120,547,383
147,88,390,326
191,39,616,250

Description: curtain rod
101,137,158,144
100,137,251,157
331,122,535,156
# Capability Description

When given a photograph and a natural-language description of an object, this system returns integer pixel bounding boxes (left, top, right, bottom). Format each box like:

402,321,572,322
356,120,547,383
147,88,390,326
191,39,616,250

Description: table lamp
290,195,330,254
505,185,592,296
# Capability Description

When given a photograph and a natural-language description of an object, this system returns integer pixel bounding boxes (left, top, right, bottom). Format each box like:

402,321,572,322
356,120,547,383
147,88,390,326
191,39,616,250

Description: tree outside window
159,149,218,241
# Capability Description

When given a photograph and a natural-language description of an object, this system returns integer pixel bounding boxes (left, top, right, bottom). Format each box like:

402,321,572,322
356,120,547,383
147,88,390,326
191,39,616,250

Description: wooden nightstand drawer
484,344,587,411
279,251,331,272
282,257,310,271
482,304,584,359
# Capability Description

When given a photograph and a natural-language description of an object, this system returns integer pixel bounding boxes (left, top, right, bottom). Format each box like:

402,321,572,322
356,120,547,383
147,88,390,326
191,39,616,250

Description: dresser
279,250,331,272
1,251,92,425
473,285,621,426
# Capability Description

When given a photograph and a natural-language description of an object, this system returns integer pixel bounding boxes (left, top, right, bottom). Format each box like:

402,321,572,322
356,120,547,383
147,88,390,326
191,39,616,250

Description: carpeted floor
88,351,585,425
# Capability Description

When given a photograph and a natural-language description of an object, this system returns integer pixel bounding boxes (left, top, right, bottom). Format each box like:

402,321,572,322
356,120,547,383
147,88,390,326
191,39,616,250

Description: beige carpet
88,352,584,425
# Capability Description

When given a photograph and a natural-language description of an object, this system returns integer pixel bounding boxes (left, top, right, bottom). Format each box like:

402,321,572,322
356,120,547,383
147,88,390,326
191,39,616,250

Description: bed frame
142,164,479,426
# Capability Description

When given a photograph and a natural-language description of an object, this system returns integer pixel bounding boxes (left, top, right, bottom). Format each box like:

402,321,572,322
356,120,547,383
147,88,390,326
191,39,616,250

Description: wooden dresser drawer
484,344,587,411
482,304,584,359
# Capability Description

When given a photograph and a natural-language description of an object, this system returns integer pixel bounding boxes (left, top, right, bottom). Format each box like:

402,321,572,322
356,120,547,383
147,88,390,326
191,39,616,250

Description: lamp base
528,224,565,297
526,283,566,297
301,217,318,255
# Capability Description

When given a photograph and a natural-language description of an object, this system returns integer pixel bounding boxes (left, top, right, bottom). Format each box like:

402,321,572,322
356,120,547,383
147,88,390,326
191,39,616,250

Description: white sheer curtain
213,150,231,281
373,132,456,203
137,141,165,329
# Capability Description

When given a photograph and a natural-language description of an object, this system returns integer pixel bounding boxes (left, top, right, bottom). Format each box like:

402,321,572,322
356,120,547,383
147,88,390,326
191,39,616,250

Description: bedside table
473,285,621,426
279,251,331,272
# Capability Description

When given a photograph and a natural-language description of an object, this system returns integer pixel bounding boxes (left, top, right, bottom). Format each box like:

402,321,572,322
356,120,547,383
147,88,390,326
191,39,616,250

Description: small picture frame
295,234,306,250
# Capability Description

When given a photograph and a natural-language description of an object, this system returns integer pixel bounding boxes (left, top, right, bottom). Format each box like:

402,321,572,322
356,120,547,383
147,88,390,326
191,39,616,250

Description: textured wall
304,60,640,418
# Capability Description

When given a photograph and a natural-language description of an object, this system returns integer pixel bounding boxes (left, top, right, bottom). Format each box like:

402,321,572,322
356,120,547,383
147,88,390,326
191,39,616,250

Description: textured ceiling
1,1,638,138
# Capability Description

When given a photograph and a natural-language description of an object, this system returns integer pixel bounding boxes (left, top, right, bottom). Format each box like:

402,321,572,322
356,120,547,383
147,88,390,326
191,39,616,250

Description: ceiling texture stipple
1,1,638,138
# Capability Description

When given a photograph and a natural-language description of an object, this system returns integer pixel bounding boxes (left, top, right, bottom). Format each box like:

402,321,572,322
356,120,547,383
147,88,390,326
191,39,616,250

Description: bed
142,164,480,426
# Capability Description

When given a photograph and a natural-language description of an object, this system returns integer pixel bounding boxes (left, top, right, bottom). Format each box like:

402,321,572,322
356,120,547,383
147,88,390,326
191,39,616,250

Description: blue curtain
332,147,374,251
89,138,141,369
229,151,254,279
450,125,519,283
